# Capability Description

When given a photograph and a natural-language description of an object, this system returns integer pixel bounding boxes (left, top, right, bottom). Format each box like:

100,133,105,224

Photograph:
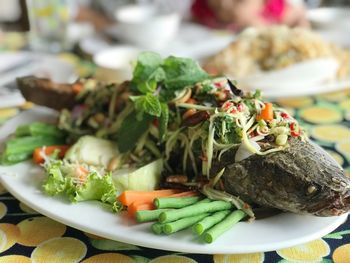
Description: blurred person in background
191,0,309,30
67,0,311,33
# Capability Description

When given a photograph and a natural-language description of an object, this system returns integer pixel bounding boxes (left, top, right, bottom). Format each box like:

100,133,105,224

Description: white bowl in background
93,46,141,81
114,5,181,49
307,7,350,31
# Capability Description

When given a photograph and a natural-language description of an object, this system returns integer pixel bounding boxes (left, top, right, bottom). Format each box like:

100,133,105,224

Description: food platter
0,107,347,254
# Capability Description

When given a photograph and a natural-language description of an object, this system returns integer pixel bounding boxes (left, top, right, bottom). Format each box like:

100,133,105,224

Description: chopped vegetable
151,222,164,235
193,210,231,235
33,145,69,164
118,189,179,207
128,202,154,217
163,213,210,235
1,152,33,165
4,136,65,155
15,122,65,138
203,210,246,243
64,136,118,168
154,196,201,209
136,209,170,223
256,102,273,121
43,160,118,208
112,159,163,192
1,136,65,165
159,200,232,223
72,83,83,94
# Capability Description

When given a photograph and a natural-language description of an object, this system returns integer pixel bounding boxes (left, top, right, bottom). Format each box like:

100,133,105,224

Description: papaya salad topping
55,52,304,180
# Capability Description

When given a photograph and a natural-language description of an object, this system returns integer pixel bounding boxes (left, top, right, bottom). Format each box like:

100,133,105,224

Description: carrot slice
33,145,70,164
128,202,155,217
72,83,83,94
118,189,179,207
256,102,274,121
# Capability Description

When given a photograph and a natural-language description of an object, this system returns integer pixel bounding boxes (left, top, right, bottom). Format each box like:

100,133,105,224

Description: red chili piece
281,112,289,118
290,122,300,137
237,104,244,112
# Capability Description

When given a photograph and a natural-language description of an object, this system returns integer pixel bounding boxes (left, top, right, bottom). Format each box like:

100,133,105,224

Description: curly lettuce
43,160,121,211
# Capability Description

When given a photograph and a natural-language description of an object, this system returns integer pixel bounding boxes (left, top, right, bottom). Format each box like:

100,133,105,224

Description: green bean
204,210,246,243
151,222,164,235
5,136,64,155
15,122,65,138
193,210,231,235
154,196,201,209
1,152,33,165
136,209,170,222
159,200,232,223
163,213,210,235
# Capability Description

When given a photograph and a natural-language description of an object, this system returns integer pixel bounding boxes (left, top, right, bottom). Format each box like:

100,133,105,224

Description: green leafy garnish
131,94,162,118
121,51,210,151
117,111,153,153
162,56,208,91
132,52,165,94
43,160,119,209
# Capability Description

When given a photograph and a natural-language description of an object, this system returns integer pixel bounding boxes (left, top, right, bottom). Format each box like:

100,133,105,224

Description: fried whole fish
16,76,350,217
215,137,350,216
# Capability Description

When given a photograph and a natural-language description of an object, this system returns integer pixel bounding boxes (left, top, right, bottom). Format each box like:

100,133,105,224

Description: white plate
0,107,347,254
236,57,350,98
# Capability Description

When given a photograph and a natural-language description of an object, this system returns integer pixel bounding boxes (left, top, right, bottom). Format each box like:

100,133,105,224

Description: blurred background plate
307,7,350,47
0,51,77,108
236,57,350,98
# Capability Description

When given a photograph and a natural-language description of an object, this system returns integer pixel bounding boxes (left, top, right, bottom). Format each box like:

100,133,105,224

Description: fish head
219,138,350,216
298,141,350,216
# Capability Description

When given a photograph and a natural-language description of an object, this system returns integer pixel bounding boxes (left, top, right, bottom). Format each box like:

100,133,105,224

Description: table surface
1,46,350,262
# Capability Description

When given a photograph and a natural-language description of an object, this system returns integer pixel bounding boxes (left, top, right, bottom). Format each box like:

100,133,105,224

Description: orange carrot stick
256,102,274,121
128,202,155,217
118,189,180,207
33,145,70,164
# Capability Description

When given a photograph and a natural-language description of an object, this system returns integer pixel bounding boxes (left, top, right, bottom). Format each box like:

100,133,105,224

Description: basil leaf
159,103,169,142
117,111,153,153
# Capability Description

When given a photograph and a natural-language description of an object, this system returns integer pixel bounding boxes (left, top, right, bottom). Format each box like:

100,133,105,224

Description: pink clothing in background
262,0,286,23
191,0,286,30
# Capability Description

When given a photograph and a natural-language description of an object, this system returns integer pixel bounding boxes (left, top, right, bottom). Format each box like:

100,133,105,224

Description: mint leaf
132,94,161,117
159,103,169,141
117,111,153,153
132,52,165,94
137,80,157,94
162,56,208,91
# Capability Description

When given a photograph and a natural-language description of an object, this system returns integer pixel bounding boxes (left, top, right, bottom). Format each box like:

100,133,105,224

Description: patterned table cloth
0,43,350,262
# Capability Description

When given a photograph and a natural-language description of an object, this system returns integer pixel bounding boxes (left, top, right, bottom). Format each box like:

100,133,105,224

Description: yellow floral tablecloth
0,90,350,263
1,36,350,262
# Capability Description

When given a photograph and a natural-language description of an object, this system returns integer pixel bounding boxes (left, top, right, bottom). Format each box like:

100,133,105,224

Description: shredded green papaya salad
0,52,306,243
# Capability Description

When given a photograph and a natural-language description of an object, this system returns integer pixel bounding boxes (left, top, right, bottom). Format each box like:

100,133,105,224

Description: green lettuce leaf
43,160,119,209
72,172,116,204
43,160,69,195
